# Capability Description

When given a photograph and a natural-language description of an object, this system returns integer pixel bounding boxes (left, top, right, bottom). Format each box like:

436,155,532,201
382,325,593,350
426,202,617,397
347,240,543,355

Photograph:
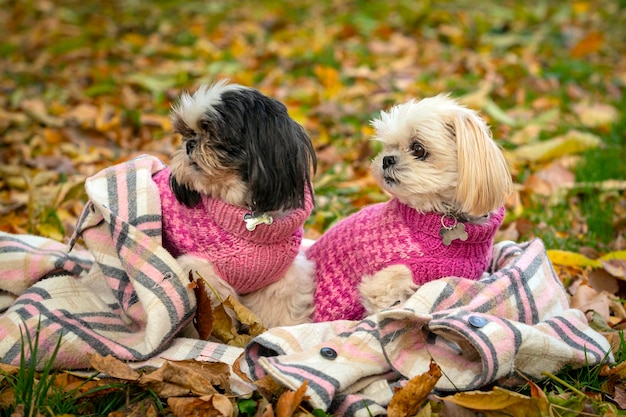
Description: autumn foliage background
0,0,625,415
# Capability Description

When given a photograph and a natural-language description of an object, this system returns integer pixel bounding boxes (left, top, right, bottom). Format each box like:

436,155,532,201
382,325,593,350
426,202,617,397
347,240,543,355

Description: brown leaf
276,381,308,417
63,103,99,128
253,375,287,401
108,398,159,417
387,360,442,417
139,359,230,397
0,386,15,409
167,394,233,417
601,259,626,280
613,382,626,409
232,352,254,384
191,273,214,340
88,353,140,381
523,162,575,197
211,302,239,345
570,284,611,321
20,98,64,127
259,402,276,417
439,387,548,416
0,363,20,376
223,295,267,336
587,269,619,294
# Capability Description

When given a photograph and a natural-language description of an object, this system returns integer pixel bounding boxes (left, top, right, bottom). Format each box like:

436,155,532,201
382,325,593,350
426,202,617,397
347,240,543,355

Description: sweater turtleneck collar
199,190,313,244
392,198,505,244
156,168,313,244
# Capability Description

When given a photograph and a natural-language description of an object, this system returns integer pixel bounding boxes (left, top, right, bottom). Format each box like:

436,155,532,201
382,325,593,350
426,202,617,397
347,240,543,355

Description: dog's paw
359,264,418,315
176,255,239,304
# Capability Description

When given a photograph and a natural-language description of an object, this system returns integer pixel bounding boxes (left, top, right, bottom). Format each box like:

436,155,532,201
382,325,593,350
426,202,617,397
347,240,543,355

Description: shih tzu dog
151,80,317,328
305,94,514,322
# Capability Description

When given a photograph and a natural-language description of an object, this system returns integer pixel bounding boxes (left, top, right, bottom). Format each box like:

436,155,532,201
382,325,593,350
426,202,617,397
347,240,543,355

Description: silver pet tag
439,216,468,246
243,212,274,231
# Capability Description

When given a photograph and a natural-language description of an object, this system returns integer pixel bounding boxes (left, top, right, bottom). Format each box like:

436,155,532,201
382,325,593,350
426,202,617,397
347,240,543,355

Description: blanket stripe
244,239,614,417
0,156,197,368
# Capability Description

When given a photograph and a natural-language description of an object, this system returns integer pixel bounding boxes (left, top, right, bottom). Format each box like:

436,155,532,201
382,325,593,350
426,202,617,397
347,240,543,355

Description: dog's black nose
186,140,197,155
382,155,396,170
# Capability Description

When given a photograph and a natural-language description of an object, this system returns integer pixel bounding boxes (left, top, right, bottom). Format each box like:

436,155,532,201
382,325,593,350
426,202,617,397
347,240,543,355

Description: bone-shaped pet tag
244,212,274,231
439,221,468,246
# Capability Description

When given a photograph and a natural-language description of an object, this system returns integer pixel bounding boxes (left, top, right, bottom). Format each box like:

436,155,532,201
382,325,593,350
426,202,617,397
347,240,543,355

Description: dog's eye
410,141,428,160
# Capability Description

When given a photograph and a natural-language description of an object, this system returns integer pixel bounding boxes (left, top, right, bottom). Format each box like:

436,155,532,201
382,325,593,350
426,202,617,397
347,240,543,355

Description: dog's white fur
176,91,512,327
179,252,315,328
354,94,512,314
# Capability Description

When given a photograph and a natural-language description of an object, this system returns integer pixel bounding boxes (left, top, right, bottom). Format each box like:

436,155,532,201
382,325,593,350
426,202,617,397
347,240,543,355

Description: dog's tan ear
452,108,513,217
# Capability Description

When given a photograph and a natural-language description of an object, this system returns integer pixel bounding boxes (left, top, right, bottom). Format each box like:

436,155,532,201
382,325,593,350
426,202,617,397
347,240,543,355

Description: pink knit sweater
306,199,505,322
153,168,313,294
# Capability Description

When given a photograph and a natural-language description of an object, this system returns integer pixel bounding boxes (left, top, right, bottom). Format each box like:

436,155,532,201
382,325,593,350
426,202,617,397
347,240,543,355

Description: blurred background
0,0,624,252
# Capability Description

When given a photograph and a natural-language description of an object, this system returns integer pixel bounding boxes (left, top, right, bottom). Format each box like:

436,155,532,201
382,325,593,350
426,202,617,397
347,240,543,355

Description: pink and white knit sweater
153,168,313,294
306,199,505,322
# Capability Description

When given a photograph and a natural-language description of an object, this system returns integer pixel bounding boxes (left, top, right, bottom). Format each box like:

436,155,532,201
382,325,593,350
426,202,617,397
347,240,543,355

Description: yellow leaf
600,251,626,261
140,114,172,131
439,387,547,416
572,102,619,128
512,130,601,163
223,295,267,336
314,65,341,98
211,303,238,344
547,250,602,268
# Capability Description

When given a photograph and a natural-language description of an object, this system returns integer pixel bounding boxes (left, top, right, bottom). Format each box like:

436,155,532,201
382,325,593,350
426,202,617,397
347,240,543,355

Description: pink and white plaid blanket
0,155,243,372
0,155,614,416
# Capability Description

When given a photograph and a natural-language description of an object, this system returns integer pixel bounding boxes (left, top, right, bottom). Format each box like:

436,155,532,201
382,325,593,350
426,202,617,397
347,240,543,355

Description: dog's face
370,94,512,218
169,80,316,213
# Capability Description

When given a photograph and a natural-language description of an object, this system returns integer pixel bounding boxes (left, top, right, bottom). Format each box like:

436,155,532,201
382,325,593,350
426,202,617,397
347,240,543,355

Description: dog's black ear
245,93,317,213
169,174,201,208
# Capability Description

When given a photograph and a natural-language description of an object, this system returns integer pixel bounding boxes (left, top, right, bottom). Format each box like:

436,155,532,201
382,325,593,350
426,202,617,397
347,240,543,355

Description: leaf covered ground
1,0,625,416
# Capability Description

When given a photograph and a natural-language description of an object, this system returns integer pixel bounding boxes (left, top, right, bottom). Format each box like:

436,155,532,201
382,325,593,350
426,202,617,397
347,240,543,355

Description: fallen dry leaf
547,249,602,268
89,353,140,381
168,394,233,417
139,359,230,398
570,284,612,321
572,101,619,128
190,273,214,340
601,259,626,280
439,387,548,416
275,381,308,417
253,375,288,401
108,398,159,417
211,302,241,345
612,383,626,409
223,295,267,336
511,130,601,164
387,360,442,417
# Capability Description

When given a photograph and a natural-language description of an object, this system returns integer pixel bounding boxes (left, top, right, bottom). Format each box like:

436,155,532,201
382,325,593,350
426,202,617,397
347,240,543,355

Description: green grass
2,320,64,417
0,320,166,417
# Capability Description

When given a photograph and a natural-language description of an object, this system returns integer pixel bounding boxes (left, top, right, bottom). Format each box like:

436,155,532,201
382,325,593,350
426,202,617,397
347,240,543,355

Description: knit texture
153,168,313,294
307,199,505,322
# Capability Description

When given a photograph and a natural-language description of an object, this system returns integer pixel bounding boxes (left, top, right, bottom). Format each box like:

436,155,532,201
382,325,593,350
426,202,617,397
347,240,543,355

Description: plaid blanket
245,239,614,416
0,155,614,416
